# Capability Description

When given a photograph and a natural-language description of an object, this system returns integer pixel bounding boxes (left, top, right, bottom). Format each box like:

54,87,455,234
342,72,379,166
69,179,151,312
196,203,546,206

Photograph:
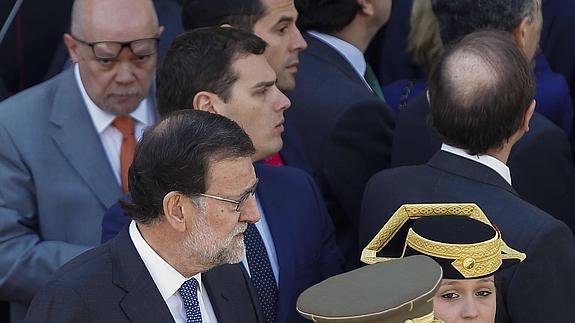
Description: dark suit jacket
101,164,344,323
541,0,575,110
279,120,313,175
365,0,420,85
359,150,575,323
286,32,395,269
391,92,575,232
24,226,262,323
533,53,573,135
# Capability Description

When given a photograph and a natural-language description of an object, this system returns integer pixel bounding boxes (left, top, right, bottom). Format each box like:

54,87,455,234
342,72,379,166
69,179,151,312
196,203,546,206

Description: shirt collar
74,64,153,134
307,31,366,79
129,221,204,302
441,143,512,185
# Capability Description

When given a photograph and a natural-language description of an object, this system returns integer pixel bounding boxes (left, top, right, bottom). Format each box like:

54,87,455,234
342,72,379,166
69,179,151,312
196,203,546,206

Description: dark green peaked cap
296,255,444,322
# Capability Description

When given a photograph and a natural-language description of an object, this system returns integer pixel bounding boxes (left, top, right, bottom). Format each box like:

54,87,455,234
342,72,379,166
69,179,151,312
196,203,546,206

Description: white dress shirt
441,143,512,185
241,194,280,286
129,221,218,323
307,31,373,92
74,64,155,186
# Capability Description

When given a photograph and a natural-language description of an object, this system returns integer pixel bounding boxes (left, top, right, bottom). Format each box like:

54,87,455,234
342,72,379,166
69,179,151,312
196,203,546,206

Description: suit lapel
427,150,519,196
111,227,175,322
280,121,313,175
254,165,295,323
202,265,258,322
49,68,121,208
303,33,368,88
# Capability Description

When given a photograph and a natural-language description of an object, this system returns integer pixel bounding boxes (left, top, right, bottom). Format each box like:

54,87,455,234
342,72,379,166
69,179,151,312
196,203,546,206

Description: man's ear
512,17,530,51
63,33,80,63
357,0,375,16
162,191,188,233
158,25,165,37
193,91,221,113
522,99,536,132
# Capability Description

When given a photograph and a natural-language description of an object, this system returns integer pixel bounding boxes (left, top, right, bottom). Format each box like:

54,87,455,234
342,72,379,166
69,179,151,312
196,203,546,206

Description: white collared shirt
307,31,373,92
129,221,218,323
241,194,280,286
74,64,155,186
441,143,512,185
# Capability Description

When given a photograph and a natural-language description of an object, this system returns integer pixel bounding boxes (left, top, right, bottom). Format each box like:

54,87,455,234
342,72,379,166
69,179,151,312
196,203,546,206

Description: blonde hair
407,0,445,73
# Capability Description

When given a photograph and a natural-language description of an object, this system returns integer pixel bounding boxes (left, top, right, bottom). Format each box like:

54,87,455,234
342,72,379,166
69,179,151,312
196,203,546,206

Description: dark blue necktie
244,223,278,323
179,278,203,323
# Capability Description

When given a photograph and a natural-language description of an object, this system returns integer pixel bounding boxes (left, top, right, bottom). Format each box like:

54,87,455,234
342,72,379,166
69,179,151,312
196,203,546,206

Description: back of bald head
428,30,535,155
70,0,159,38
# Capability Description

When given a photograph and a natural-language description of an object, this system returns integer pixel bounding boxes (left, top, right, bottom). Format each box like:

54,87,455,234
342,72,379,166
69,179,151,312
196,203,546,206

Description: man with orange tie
0,0,161,321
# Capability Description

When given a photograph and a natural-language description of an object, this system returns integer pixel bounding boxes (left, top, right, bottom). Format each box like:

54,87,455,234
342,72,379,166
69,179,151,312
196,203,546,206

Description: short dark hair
122,110,255,224
295,0,361,33
428,30,535,155
156,27,267,117
181,0,266,32
432,0,537,46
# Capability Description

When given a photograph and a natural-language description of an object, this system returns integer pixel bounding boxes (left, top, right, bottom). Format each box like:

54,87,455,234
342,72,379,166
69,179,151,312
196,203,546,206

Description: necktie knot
112,116,135,137
179,278,203,323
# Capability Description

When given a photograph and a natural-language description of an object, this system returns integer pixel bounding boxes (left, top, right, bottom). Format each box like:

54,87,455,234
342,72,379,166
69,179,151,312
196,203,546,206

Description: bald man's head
70,0,159,39
429,30,535,155
64,0,162,115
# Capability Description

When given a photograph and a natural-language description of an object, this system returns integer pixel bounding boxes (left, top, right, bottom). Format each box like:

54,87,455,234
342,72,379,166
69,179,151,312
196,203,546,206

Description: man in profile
181,0,310,171
26,110,263,322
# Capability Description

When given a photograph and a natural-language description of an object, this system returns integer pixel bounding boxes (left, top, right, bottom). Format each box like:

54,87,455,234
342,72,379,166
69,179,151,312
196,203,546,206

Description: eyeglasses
71,35,159,59
194,179,259,212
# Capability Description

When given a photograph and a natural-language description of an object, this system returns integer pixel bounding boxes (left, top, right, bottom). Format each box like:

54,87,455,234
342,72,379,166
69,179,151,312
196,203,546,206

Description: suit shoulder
0,72,67,120
368,165,429,187
528,112,567,137
49,243,114,289
255,164,313,185
295,52,374,105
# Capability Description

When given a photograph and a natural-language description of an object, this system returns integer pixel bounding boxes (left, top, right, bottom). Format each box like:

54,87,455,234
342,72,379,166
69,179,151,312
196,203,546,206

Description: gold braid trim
404,228,502,278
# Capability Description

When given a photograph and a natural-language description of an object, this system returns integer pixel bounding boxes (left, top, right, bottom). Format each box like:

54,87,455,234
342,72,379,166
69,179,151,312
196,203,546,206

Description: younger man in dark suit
360,30,575,323
26,110,263,322
286,0,395,269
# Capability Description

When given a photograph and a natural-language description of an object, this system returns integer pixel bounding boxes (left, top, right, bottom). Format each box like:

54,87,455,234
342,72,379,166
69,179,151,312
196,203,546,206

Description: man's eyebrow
252,79,277,90
239,180,259,198
272,16,294,27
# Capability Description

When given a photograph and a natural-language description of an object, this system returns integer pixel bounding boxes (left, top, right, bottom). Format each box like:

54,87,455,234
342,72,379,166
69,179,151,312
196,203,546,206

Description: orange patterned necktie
112,116,136,194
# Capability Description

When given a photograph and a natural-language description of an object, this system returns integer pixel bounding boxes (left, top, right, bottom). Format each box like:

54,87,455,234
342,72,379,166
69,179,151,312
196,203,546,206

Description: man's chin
277,75,296,92
102,96,143,115
223,247,245,264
